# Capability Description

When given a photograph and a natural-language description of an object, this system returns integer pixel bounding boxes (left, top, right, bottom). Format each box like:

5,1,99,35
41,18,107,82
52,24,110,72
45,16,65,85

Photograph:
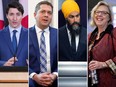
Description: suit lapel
2,27,14,55
49,27,57,70
50,28,54,67
76,40,82,56
17,27,27,56
76,28,85,56
61,27,72,54
63,27,71,48
30,27,40,59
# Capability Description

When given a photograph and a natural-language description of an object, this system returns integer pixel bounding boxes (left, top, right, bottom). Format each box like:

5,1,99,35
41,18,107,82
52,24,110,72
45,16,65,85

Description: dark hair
35,1,53,13
6,1,24,15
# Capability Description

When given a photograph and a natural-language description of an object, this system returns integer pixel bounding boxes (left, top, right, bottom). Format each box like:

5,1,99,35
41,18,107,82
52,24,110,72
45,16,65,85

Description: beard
71,22,80,31
67,20,80,34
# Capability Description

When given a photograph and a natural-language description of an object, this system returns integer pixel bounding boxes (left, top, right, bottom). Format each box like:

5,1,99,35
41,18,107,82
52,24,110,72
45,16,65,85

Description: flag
0,0,4,30
19,0,28,28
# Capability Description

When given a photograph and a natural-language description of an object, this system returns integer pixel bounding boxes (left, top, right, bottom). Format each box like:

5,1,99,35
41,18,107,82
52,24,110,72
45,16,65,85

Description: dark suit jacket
0,26,28,66
29,26,57,87
59,25,87,61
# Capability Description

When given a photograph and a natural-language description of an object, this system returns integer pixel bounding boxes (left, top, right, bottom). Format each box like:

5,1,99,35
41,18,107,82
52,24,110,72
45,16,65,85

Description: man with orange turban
59,0,87,61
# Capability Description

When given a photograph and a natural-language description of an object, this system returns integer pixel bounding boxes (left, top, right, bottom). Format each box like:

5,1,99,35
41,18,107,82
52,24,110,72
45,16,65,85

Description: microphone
13,48,17,66
13,54,16,66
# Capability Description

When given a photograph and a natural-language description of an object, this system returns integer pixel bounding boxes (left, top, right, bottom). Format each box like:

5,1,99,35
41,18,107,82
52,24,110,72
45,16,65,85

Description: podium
0,67,28,87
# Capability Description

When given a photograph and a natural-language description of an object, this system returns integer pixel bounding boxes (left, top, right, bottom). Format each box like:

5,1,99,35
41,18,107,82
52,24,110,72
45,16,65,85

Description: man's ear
34,12,36,18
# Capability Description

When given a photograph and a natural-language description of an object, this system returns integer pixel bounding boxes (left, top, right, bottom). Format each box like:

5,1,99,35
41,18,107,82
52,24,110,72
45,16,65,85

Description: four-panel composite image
0,0,116,87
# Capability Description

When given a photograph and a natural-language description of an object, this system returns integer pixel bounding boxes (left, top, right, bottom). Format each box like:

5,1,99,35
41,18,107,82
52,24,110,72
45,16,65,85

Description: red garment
88,27,116,87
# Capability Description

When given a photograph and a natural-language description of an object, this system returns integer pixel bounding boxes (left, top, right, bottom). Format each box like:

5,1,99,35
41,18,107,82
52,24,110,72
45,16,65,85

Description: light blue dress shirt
9,25,22,45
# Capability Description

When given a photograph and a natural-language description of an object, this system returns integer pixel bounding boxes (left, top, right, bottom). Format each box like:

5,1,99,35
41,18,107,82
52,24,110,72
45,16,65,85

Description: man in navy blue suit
29,1,57,87
59,0,87,61
0,1,28,66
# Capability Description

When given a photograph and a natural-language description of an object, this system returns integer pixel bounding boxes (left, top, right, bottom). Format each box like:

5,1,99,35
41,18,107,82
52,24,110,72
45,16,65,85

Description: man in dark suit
29,1,57,87
0,1,28,66
59,0,87,61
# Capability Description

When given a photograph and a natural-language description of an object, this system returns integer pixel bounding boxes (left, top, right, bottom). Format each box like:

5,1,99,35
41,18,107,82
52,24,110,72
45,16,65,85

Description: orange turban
61,0,80,18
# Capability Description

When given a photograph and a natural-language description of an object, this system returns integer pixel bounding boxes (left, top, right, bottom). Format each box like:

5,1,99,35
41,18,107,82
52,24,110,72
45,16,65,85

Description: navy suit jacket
29,26,57,87
59,25,87,61
0,26,28,66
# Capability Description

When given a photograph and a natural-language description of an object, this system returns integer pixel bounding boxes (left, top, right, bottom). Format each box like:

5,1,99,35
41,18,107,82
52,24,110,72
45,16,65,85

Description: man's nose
13,15,17,20
74,17,78,22
44,12,49,17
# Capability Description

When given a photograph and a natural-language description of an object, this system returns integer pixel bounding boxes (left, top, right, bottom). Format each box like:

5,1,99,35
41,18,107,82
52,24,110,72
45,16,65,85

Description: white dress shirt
35,25,51,73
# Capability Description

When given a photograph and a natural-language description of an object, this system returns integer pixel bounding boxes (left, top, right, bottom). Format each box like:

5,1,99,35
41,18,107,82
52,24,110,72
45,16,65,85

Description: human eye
40,10,46,14
95,11,100,14
102,11,109,15
76,14,80,17
9,13,14,16
69,15,74,18
48,11,52,15
17,13,22,16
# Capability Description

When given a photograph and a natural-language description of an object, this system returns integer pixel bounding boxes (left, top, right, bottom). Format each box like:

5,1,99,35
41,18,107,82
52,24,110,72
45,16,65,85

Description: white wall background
28,0,58,29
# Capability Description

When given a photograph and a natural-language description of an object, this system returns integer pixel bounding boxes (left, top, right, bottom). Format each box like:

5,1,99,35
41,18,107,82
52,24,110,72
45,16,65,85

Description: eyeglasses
94,11,110,16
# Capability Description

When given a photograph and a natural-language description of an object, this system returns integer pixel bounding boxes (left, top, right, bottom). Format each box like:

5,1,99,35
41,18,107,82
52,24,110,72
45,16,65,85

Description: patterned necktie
12,30,17,55
40,31,47,73
71,31,76,52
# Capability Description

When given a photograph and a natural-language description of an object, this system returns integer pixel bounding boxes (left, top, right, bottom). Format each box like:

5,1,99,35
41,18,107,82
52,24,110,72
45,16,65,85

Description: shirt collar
9,25,22,34
35,25,49,33
66,24,70,34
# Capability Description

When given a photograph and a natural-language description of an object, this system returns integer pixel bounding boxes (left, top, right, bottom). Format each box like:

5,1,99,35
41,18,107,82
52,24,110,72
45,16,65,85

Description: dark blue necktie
40,31,47,73
12,30,17,55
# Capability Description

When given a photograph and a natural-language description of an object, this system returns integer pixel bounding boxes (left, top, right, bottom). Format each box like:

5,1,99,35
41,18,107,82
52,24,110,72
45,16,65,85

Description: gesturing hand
3,57,18,66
